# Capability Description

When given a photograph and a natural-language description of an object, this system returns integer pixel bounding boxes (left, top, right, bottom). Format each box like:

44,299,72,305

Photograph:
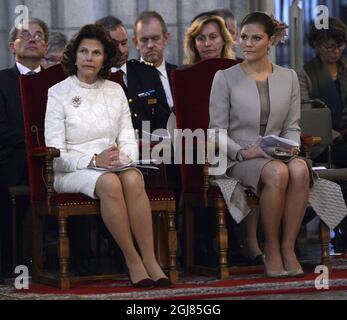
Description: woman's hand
241,140,271,160
94,145,131,169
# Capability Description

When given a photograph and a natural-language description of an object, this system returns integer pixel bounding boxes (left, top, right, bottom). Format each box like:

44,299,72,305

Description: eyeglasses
321,43,346,52
18,31,44,42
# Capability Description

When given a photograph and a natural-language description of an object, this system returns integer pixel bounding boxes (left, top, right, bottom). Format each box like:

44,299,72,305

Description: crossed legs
259,159,309,274
95,170,166,283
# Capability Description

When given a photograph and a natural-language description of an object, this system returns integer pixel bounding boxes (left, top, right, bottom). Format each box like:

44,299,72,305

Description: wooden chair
172,58,332,279
20,65,178,290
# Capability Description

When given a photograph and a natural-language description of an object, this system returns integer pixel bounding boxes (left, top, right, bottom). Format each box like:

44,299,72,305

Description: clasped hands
93,145,131,169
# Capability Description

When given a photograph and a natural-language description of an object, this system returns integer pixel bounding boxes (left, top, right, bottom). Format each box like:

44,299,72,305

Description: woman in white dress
44,24,170,288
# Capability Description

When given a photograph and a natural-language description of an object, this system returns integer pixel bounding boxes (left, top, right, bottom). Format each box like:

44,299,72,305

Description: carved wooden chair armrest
31,147,60,211
300,135,322,159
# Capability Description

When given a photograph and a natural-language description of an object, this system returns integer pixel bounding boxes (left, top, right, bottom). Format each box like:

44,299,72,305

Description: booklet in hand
260,135,299,161
92,159,160,173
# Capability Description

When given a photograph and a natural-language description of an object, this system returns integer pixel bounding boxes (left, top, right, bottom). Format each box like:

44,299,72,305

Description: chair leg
319,220,332,272
31,207,43,282
215,199,229,279
57,217,70,290
152,213,166,268
184,205,195,273
167,211,178,283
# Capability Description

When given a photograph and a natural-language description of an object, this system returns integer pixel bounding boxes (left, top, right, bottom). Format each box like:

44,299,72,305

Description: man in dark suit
0,18,48,276
133,11,178,112
96,16,171,135
132,12,182,259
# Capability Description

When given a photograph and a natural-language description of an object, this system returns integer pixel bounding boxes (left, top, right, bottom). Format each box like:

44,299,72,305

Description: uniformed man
96,16,171,136
133,11,177,112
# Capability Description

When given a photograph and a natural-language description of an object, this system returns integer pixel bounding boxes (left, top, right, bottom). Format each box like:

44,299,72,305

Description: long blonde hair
184,15,235,65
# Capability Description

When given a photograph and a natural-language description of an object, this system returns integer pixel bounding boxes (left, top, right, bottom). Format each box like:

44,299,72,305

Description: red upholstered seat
50,194,98,206
146,190,175,201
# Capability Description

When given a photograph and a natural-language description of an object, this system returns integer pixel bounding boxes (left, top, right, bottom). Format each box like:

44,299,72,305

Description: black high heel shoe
153,277,172,288
131,278,154,289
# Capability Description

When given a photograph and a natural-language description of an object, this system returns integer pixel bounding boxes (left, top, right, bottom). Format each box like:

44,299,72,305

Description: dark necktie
26,71,36,75
114,70,125,89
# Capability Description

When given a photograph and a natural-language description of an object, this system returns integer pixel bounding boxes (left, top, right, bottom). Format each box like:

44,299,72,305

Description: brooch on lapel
72,96,82,108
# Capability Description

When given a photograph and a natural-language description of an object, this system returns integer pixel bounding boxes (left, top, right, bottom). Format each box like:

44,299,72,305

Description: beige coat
208,63,347,228
209,63,301,169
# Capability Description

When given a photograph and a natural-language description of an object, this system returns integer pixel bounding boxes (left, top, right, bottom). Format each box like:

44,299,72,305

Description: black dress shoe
153,277,172,288
131,278,154,289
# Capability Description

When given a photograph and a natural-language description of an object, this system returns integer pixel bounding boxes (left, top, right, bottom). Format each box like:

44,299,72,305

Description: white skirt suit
44,75,139,199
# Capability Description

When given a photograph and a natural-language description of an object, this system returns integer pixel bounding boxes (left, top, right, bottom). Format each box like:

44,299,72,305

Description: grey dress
229,80,272,195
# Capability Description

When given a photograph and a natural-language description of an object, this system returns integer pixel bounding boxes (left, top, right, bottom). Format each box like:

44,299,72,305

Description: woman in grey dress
209,12,309,277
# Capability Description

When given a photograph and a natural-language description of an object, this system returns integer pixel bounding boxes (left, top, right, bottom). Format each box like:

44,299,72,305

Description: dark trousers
0,185,12,276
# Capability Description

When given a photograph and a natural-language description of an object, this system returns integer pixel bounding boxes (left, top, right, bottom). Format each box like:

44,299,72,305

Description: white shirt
16,62,41,75
111,64,128,87
141,58,174,109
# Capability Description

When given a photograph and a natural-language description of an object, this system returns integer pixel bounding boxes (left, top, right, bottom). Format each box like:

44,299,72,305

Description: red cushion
146,189,175,201
32,190,175,207
49,193,98,206
35,190,175,206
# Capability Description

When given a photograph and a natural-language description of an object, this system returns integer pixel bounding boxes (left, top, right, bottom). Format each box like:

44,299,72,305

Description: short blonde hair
184,15,235,65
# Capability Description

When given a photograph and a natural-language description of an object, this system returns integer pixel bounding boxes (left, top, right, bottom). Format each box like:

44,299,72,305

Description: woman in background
184,14,235,65
297,16,347,250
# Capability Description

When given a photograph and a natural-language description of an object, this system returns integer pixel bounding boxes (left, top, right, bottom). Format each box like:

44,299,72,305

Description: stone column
59,0,108,39
109,0,138,59
0,0,11,69
24,0,52,26
148,0,178,65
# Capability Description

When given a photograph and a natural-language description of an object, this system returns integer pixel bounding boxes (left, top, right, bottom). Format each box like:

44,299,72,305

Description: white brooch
72,96,82,108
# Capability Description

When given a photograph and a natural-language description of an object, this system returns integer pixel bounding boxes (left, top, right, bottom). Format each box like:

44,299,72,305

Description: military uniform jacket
123,60,171,135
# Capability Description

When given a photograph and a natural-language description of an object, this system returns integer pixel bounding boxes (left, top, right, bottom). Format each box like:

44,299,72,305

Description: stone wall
0,0,276,70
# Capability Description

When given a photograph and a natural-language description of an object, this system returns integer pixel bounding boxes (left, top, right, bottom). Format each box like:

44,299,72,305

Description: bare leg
95,173,149,283
119,169,167,281
259,161,289,273
281,159,310,272
240,207,262,259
